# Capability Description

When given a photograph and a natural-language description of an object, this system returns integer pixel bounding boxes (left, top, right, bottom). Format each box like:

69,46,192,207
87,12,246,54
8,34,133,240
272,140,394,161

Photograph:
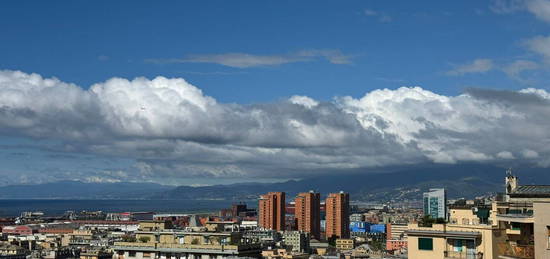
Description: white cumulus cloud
522,149,540,158
2,70,550,182
289,95,319,109
497,151,515,159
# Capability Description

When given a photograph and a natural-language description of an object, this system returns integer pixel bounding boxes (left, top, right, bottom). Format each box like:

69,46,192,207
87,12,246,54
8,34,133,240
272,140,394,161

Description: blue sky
1,0,548,102
1,0,550,186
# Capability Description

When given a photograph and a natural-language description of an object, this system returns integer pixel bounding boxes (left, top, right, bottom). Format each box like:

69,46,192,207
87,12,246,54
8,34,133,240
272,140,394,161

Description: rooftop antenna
506,167,513,177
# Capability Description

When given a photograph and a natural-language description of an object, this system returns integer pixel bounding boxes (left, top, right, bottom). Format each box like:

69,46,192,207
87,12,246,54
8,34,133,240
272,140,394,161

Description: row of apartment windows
417,238,476,253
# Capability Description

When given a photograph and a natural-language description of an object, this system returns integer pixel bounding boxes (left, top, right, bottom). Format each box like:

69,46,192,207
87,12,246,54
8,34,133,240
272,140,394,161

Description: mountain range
2,164,549,202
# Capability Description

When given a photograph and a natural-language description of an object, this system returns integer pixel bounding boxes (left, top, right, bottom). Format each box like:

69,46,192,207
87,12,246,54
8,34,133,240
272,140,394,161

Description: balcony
113,242,156,248
495,202,532,209
505,228,521,235
496,214,534,224
112,242,262,252
495,202,534,224
444,251,483,259
496,242,534,259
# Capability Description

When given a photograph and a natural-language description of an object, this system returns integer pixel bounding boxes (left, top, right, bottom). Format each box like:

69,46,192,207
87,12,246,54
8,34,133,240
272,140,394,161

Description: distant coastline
0,199,256,217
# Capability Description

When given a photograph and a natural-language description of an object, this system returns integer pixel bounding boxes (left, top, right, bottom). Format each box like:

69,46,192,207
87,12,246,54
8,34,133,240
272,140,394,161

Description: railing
444,251,482,259
496,202,534,215
496,242,534,259
505,228,521,235
495,202,533,208
158,243,234,250
496,213,534,223
113,242,261,251
113,242,156,248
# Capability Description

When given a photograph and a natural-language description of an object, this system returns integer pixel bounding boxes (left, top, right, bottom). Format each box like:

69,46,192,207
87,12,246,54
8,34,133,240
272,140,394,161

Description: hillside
2,164,549,201
155,164,550,202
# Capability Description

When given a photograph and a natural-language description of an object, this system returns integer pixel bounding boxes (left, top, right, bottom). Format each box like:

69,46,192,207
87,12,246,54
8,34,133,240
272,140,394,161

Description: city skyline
2,1,550,257
1,1,550,186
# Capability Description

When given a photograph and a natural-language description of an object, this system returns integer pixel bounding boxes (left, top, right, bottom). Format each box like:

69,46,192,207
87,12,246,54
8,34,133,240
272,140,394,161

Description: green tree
419,215,435,227
435,217,446,224
369,239,385,252
139,236,151,243
121,235,137,242
328,235,337,247
419,215,446,227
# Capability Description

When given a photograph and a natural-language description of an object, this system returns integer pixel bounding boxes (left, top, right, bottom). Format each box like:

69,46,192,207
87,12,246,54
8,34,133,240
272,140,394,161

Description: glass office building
423,188,447,219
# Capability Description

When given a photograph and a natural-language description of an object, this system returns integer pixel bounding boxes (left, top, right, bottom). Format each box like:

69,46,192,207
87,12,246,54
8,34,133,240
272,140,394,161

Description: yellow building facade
407,220,503,259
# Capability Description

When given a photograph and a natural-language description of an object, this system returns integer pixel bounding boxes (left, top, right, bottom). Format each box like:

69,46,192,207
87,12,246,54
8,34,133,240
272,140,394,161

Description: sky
1,0,550,186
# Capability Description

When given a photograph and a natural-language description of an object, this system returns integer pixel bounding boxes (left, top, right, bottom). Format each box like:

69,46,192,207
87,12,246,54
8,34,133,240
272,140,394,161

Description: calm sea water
0,199,256,217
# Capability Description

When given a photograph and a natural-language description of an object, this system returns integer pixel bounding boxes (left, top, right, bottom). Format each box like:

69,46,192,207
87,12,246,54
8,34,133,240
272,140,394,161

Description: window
547,226,550,248
418,238,433,250
424,197,429,214
511,223,521,231
430,197,439,218
453,239,463,252
128,252,136,257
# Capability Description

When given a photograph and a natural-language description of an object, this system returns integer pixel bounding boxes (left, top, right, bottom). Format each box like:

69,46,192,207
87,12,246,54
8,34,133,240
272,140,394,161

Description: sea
0,199,256,217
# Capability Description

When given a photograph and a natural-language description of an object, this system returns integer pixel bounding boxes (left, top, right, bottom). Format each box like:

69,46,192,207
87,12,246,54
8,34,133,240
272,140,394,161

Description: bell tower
505,168,518,201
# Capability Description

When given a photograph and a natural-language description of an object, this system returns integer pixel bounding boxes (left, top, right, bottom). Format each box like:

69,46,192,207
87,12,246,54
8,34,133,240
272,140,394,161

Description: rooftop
406,229,481,238
0,243,25,251
510,185,550,198
514,185,550,194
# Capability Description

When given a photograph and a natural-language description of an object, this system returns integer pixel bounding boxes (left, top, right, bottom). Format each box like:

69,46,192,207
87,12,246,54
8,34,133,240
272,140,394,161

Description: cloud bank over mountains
1,70,550,183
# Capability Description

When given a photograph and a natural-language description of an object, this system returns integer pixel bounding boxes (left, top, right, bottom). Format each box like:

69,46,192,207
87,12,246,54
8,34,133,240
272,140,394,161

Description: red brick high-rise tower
258,192,285,231
295,191,321,239
325,191,350,239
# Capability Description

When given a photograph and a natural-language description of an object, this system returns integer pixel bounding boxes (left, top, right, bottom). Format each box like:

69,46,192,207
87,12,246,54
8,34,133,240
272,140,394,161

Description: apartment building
282,231,310,253
493,171,550,259
408,169,550,259
424,188,447,220
112,221,261,259
335,238,354,251
407,203,502,259
386,223,408,253
294,191,321,240
259,192,286,231
387,223,408,240
532,202,550,258
325,191,350,239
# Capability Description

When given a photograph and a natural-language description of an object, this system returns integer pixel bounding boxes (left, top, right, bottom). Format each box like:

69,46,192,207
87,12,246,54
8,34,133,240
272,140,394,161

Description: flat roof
112,246,260,255
406,230,481,238
136,231,233,236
